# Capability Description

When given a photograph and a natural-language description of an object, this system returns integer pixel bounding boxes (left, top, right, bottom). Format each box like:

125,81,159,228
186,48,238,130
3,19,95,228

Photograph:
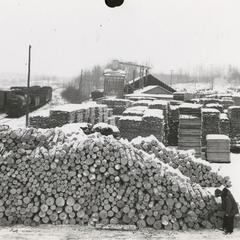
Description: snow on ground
0,225,239,240
213,153,240,203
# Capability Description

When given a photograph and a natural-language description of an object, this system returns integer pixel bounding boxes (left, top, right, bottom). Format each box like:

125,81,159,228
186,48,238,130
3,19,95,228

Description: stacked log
168,106,179,146
92,123,120,138
131,135,231,188
206,134,230,163
149,100,169,145
0,125,223,229
219,113,230,136
178,104,202,158
201,108,220,146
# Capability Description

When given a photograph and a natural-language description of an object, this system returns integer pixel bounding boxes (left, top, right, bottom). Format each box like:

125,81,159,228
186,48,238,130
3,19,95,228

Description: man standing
215,188,239,234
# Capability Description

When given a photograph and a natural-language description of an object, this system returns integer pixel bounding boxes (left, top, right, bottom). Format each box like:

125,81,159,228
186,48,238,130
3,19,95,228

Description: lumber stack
206,134,230,163
233,95,240,106
201,109,220,146
119,110,165,143
99,98,132,115
122,106,148,117
178,104,202,157
149,100,169,145
168,106,179,146
141,109,165,143
132,100,152,107
228,106,240,138
0,125,224,229
131,135,231,188
205,103,223,113
219,113,230,136
221,98,234,110
118,116,143,140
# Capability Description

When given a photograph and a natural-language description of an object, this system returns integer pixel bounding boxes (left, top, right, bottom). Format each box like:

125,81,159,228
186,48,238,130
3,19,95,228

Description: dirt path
0,225,239,240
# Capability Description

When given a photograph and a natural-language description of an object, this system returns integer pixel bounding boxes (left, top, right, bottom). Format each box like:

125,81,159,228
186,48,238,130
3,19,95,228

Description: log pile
168,106,179,146
178,104,202,157
0,125,223,229
206,134,230,163
131,135,231,188
219,113,230,136
99,99,132,115
201,108,220,146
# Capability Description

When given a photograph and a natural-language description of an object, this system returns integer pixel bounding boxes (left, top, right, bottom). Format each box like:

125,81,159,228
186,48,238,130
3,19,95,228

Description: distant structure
129,74,176,94
103,60,126,98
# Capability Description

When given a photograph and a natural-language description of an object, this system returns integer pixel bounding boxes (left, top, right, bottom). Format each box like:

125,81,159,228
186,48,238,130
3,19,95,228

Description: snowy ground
0,225,239,240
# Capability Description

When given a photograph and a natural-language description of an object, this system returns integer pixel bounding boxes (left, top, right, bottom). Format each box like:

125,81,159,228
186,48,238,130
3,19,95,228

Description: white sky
0,0,240,77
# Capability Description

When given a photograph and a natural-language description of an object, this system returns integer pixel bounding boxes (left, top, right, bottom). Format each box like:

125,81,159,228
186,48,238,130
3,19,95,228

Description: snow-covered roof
220,113,229,120
133,85,159,94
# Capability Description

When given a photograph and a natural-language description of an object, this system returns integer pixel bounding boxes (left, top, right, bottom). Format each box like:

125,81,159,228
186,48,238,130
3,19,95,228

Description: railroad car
0,86,52,117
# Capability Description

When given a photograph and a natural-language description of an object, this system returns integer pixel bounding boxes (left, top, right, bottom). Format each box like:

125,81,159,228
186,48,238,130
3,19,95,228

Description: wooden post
26,45,31,127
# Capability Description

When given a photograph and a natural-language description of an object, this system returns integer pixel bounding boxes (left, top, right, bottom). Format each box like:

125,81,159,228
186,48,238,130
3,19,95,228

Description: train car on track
0,86,52,118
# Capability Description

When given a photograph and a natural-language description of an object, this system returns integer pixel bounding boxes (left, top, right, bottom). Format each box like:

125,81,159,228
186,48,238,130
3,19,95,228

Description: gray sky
0,0,240,77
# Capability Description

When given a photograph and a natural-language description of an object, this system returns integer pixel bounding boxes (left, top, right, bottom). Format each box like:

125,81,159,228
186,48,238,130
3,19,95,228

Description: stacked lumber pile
205,103,223,113
233,95,240,106
206,134,230,163
221,98,234,109
118,116,143,140
141,109,165,144
119,110,165,142
122,106,148,117
132,100,152,107
99,98,132,115
131,135,231,188
50,104,78,126
201,108,220,146
29,104,110,128
149,100,169,145
219,113,230,136
0,125,223,229
30,110,58,129
168,106,179,146
178,104,202,157
228,106,240,151
228,106,240,138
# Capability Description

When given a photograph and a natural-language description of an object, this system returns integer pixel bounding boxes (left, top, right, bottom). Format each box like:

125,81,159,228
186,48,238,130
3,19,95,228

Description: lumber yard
0,60,240,233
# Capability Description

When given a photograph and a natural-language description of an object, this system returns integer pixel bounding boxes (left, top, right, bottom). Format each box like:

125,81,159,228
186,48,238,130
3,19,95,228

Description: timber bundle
0,125,223,229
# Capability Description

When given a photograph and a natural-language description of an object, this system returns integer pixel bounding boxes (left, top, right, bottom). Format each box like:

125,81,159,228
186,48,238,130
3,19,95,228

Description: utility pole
26,45,31,127
170,70,173,86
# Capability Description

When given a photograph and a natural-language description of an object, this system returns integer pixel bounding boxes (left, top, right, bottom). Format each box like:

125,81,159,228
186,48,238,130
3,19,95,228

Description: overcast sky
0,0,240,77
